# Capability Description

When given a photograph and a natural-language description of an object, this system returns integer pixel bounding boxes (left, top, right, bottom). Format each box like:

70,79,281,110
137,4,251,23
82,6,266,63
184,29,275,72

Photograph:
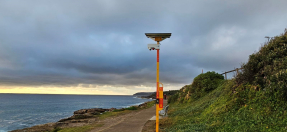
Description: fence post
236,68,239,76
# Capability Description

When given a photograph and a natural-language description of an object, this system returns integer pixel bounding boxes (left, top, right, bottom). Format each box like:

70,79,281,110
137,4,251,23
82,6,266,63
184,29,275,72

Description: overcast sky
0,0,286,95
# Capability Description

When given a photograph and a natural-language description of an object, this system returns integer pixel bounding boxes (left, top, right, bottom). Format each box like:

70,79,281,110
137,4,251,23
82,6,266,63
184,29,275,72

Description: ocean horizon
0,93,153,132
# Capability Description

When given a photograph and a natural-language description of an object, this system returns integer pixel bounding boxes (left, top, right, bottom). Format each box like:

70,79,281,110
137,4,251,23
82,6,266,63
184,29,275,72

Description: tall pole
145,33,171,132
156,41,160,132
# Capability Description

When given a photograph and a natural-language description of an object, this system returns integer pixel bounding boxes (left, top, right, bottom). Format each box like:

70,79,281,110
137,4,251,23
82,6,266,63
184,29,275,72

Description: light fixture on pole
145,33,171,132
265,36,270,42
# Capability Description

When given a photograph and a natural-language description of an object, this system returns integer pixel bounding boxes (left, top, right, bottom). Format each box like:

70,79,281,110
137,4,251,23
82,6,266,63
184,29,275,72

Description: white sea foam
134,102,145,106
133,96,144,99
121,105,130,108
0,130,7,132
122,102,146,108
4,119,17,124
19,123,27,126
134,96,141,99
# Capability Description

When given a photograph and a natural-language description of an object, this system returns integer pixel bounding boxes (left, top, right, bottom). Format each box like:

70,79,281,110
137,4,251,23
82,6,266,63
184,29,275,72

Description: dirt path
90,100,167,132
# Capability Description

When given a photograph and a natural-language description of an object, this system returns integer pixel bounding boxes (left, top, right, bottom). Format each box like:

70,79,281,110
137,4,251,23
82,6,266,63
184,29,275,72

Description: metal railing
221,68,243,79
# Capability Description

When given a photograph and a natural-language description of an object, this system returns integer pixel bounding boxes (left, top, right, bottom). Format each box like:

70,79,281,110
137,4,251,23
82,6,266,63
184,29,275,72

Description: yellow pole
156,41,160,132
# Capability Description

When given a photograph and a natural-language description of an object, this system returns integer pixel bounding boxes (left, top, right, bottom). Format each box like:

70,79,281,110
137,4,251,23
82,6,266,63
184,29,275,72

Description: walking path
90,100,167,132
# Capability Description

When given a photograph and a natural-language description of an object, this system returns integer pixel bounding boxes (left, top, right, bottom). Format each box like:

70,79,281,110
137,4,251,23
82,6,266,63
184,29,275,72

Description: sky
0,0,287,95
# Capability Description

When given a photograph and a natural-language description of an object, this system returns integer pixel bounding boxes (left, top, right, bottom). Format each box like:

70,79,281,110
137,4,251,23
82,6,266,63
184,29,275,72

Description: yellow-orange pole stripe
156,41,160,132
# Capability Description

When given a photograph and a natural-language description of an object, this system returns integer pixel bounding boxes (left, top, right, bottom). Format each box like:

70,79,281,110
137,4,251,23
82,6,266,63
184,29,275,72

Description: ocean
0,94,152,132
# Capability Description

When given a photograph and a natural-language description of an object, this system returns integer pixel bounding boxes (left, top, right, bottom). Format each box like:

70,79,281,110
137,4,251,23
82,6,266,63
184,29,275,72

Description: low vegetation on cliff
162,29,287,131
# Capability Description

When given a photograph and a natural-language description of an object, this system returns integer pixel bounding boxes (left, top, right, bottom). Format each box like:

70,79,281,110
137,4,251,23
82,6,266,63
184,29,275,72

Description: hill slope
162,29,287,131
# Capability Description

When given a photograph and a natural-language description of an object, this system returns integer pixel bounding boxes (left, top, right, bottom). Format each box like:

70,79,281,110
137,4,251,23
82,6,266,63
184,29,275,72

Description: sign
159,87,163,110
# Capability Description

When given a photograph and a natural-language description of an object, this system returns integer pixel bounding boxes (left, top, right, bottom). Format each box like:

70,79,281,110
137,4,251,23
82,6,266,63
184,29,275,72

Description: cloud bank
0,0,286,94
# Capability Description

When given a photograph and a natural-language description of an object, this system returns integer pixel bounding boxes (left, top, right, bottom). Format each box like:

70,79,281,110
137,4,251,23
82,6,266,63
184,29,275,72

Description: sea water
0,94,152,132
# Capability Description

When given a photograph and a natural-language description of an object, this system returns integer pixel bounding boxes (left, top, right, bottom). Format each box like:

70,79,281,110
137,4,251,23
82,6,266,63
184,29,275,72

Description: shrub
236,29,287,100
189,71,224,100
52,127,61,132
168,92,179,103
168,71,224,103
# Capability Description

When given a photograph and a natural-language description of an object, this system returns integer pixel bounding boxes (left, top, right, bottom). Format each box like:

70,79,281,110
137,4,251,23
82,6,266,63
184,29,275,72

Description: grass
162,80,287,131
125,106,138,110
100,101,155,120
98,109,132,120
56,124,103,132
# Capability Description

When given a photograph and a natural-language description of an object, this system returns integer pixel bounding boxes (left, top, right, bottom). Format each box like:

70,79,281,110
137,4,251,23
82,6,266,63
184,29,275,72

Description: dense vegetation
168,71,224,104
163,29,287,131
145,90,179,99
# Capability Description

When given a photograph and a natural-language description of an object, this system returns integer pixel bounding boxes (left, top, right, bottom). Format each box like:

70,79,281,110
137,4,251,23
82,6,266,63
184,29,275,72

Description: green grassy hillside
162,29,287,131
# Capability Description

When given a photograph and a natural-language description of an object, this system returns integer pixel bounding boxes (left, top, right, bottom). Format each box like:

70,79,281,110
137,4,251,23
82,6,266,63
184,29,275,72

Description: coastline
10,100,155,132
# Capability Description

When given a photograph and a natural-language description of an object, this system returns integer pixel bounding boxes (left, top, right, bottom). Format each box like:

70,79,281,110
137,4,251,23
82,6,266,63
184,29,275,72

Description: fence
220,68,243,79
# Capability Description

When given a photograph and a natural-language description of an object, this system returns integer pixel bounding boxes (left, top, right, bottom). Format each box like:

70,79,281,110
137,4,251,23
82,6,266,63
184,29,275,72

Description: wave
133,102,146,106
121,101,148,108
133,96,143,99
4,119,17,124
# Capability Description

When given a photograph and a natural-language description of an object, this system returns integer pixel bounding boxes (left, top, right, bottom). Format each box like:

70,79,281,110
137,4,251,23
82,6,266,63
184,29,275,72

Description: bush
168,93,179,103
192,71,224,92
189,71,224,100
236,29,287,100
168,71,224,103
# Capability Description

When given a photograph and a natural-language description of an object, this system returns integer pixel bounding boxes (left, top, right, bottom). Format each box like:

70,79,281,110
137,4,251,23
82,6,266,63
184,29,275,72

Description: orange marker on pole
159,85,163,110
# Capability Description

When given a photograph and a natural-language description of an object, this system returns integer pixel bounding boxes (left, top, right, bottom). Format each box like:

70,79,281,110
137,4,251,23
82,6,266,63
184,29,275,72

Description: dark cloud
0,0,287,92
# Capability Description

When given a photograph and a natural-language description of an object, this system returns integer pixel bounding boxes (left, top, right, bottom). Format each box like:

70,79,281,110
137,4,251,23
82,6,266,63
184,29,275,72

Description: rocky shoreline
10,101,152,132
